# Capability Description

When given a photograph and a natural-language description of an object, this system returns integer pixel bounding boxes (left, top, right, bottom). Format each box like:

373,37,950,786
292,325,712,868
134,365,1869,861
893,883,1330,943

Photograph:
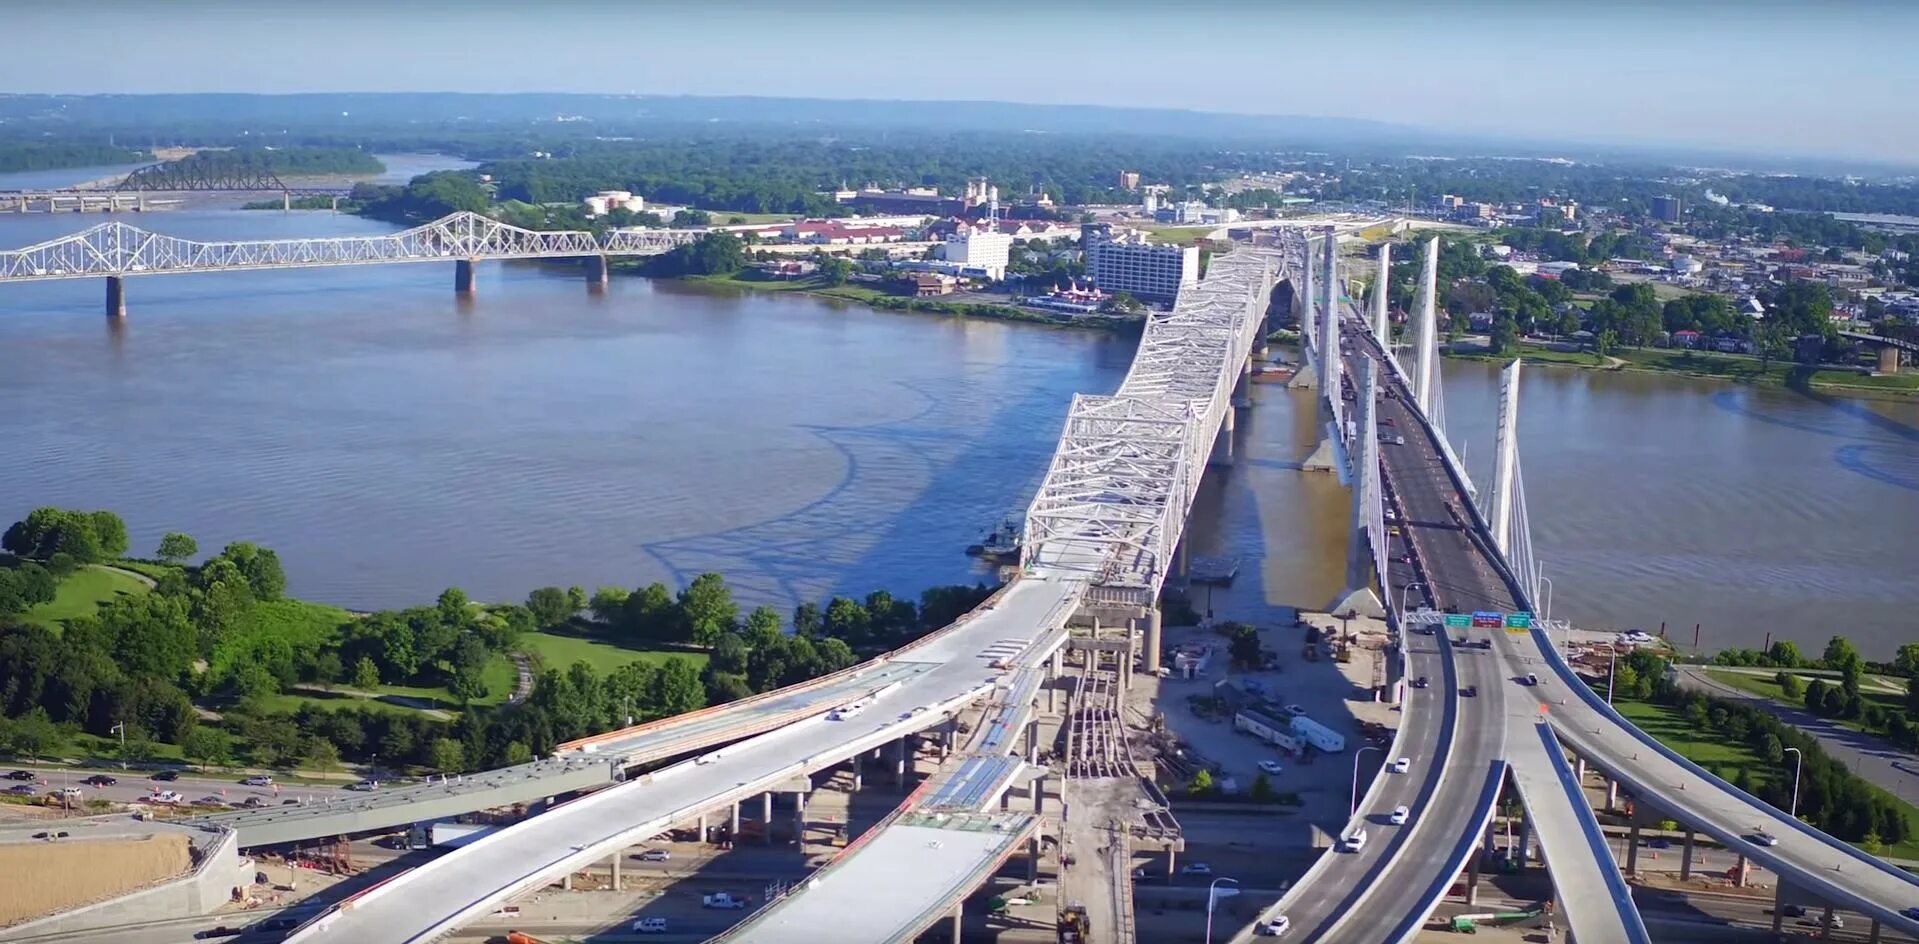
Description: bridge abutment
105,276,126,318
455,259,477,295
1879,344,1901,374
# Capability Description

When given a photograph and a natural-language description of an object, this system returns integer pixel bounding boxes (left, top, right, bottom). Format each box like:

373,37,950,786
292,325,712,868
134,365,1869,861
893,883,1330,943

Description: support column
1050,649,1063,713
1027,720,1040,764
1625,818,1641,876
1142,606,1162,675
762,792,773,845
1771,884,1787,934
950,902,962,943
852,755,863,792
1028,835,1041,882
1878,344,1901,374
1869,918,1882,943
793,790,807,844
697,812,708,844
1465,845,1482,905
610,851,622,889
1606,778,1619,811
1574,757,1586,785
586,254,610,285
1166,847,1177,878
282,190,291,212
1033,773,1046,813
1733,854,1748,887
105,276,126,318
1413,237,1439,414
1515,815,1530,869
1680,829,1695,881
455,258,477,294
563,871,574,891
894,738,907,788
1820,905,1835,940
730,800,741,842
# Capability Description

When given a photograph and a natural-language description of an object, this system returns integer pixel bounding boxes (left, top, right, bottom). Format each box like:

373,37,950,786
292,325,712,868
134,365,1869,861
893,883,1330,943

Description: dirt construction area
0,833,191,926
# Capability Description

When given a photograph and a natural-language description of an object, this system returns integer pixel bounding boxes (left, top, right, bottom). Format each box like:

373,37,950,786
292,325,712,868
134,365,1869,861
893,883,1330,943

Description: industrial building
939,224,1014,280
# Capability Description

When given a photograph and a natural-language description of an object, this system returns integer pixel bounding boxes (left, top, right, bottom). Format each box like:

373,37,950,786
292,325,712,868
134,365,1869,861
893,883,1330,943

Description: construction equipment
1059,903,1091,943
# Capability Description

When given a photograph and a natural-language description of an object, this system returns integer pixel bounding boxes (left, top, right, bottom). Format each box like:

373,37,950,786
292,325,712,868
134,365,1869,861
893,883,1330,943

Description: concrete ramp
1509,724,1651,944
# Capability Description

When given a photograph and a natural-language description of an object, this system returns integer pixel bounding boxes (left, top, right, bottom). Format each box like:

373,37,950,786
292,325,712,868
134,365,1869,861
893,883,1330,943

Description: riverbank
1446,340,1919,400
669,271,1143,331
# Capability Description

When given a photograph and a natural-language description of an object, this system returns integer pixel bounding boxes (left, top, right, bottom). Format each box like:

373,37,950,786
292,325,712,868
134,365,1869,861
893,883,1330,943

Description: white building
940,226,1014,281
583,190,645,217
1086,233,1198,302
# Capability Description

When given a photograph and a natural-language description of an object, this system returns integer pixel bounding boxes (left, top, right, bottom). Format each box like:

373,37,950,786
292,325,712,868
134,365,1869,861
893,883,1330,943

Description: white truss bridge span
0,211,697,282
1022,238,1293,602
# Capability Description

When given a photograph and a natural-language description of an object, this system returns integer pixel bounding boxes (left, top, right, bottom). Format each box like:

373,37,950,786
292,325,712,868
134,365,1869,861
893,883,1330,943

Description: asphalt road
0,764,348,809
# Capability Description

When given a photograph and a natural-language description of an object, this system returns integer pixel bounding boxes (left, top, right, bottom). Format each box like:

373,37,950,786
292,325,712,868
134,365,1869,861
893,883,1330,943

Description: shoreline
653,270,1144,333
1444,344,1919,401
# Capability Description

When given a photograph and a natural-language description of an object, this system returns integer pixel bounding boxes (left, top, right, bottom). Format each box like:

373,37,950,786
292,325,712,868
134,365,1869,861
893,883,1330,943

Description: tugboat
966,514,1025,559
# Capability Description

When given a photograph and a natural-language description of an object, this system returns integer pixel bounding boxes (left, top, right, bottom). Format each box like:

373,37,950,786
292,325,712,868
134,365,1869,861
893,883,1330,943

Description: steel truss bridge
0,211,697,284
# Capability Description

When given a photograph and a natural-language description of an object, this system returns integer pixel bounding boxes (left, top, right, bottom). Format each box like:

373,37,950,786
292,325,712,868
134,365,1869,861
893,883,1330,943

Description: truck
1059,903,1090,943
1289,715,1346,753
419,821,499,850
1234,710,1303,753
702,892,749,909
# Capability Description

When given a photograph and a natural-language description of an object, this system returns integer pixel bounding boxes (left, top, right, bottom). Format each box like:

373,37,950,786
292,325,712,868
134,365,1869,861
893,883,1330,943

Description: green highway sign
1504,612,1534,629
1443,614,1471,628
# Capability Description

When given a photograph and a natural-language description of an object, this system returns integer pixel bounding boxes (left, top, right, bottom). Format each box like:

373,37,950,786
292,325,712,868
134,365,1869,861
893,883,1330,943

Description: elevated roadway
286,577,1084,944
1507,723,1653,944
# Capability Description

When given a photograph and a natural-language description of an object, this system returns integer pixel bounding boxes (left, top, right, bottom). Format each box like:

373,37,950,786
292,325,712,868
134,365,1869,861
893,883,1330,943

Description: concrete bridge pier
1879,344,1901,374
1625,816,1641,876
793,789,808,843
281,191,291,212
851,754,864,792
730,799,741,840
610,850,622,889
762,792,774,844
1679,829,1695,880
586,254,610,285
697,812,708,843
455,259,477,294
1139,606,1162,675
105,276,126,318
1209,407,1236,466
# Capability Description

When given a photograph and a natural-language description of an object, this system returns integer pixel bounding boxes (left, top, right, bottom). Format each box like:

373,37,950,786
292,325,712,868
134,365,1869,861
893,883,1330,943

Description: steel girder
0,212,694,282
1023,243,1290,596
115,162,290,192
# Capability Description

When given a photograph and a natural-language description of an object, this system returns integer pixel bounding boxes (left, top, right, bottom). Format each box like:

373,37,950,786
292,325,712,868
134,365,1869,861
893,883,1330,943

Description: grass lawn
1612,348,1796,384
1451,344,1604,368
21,566,150,630
110,559,181,581
253,598,355,648
712,212,799,225
521,630,709,674
1613,697,1919,859
1702,669,1908,735
1807,369,1919,391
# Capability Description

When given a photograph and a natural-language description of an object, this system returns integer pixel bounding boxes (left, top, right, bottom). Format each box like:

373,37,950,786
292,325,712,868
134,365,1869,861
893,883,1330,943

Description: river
1,180,1913,657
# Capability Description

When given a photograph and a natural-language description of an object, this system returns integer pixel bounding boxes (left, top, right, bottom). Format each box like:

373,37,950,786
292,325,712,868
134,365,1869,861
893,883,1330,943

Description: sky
5,0,1917,163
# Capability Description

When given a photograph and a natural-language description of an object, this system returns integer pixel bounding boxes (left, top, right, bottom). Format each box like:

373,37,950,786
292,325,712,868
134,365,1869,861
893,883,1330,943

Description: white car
1390,757,1411,774
1389,805,1410,825
242,775,274,786
1180,862,1213,876
1258,760,1285,775
1752,831,1780,847
633,917,669,933
1258,916,1292,936
1283,704,1307,717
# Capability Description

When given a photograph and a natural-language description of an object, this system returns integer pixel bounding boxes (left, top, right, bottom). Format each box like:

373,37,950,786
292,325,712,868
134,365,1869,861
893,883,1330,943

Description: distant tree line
0,143,148,174
166,146,384,178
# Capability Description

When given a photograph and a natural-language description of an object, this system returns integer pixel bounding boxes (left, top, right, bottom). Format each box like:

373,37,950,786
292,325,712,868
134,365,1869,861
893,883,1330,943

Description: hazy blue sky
7,0,1916,162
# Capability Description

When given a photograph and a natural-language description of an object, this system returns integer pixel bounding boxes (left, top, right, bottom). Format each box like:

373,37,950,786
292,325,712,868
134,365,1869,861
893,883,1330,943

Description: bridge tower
1489,359,1521,555
1319,227,1339,394
1289,234,1319,390
1330,356,1386,619
1413,237,1440,414
1372,242,1391,347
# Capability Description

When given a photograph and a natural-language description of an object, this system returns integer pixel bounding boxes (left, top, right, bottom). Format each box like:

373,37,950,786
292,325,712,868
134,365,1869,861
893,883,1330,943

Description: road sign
1470,611,1502,628
1443,614,1471,628
1504,612,1533,629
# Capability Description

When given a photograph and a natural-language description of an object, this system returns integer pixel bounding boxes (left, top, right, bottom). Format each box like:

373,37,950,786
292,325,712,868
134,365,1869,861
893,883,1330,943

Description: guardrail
1530,724,1652,944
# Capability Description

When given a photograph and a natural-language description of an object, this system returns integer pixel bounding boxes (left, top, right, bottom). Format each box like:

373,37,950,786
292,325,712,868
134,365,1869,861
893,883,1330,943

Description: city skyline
3,0,1916,165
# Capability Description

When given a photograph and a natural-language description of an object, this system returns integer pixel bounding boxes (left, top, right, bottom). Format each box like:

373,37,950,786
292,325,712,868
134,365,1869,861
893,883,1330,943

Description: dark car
83,774,117,787
6,784,36,796
193,927,241,940
5,770,35,781
1412,676,1429,688
1460,685,1478,697
1781,904,1806,917
149,770,180,782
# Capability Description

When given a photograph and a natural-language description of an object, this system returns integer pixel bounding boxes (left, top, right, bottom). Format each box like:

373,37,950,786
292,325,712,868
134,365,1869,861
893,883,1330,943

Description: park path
1674,666,1919,807
91,562,156,589
508,653,534,704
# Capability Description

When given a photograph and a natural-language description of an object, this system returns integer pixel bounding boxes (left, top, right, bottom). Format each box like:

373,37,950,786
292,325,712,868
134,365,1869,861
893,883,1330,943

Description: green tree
1187,768,1215,797
88,511,129,558
649,658,707,717
743,605,783,647
1822,635,1863,674
567,585,588,613
1250,772,1275,803
623,582,678,643
4,707,59,760
436,587,470,626
429,737,466,774
1893,643,1919,678
352,656,380,691
589,586,630,624
526,586,573,627
1765,640,1803,668
306,736,341,776
1776,671,1804,699
180,727,231,770
1761,733,1784,765
503,741,533,765
819,255,853,285
1489,314,1519,354
211,542,285,600
156,532,198,566
677,573,738,647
